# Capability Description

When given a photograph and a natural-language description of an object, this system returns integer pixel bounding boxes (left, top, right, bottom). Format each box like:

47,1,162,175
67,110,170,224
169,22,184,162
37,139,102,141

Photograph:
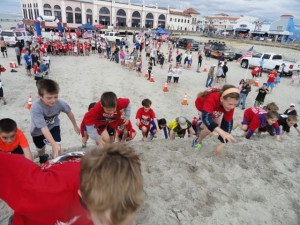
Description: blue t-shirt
149,119,168,139
23,54,31,66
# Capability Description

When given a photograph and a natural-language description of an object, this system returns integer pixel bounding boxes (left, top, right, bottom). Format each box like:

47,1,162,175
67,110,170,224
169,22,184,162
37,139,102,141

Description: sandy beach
0,37,300,224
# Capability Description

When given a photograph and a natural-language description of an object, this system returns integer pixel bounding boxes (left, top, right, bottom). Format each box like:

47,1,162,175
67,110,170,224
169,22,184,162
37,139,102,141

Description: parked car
178,38,199,51
240,52,300,76
210,43,236,61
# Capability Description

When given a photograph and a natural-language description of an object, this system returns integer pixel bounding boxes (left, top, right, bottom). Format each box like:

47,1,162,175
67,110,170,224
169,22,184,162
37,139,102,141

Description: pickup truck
240,53,300,76
100,32,126,43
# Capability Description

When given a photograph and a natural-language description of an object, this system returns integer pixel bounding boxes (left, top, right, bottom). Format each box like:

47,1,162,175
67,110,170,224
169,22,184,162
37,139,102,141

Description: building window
75,7,82,24
175,18,177,22
66,6,73,23
146,12,154,28
170,18,172,22
188,20,189,23
158,14,166,28
99,7,110,26
54,5,62,21
43,4,52,16
116,9,126,27
132,11,141,27
86,9,92,24
184,19,186,23
277,26,283,31
181,19,183,23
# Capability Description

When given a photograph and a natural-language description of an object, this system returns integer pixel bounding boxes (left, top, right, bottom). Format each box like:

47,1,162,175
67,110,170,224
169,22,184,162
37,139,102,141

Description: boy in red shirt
136,98,159,141
0,144,144,225
266,66,279,93
241,108,281,140
84,92,131,147
0,118,33,160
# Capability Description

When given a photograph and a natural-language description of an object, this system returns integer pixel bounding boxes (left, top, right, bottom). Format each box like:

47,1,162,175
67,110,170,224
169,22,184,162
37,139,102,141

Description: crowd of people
1,32,300,225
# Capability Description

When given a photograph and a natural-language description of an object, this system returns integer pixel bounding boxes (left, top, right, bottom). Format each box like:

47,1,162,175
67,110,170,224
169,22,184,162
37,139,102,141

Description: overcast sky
0,0,299,23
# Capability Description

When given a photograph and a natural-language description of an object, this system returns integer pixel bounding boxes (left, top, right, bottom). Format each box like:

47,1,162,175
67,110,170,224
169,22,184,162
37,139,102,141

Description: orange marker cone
163,82,169,92
182,93,188,105
145,73,148,78
27,95,32,110
203,67,207,72
254,78,259,87
150,73,155,82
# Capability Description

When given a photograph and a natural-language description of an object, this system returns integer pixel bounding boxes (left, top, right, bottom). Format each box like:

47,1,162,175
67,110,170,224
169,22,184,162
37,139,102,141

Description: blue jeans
205,77,213,87
240,93,247,109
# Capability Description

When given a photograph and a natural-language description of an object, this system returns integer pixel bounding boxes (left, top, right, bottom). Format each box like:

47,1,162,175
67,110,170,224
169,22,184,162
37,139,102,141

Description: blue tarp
154,28,169,35
79,24,95,30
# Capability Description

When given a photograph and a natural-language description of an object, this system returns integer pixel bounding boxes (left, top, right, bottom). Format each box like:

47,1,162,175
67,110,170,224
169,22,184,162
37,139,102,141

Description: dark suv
178,38,199,51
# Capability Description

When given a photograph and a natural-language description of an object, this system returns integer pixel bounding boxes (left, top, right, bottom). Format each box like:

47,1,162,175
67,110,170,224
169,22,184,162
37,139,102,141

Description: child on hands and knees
193,85,240,155
136,98,159,141
241,108,281,141
83,92,131,148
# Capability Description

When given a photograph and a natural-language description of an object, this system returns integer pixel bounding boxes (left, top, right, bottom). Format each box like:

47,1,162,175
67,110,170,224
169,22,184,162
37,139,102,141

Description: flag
236,46,254,62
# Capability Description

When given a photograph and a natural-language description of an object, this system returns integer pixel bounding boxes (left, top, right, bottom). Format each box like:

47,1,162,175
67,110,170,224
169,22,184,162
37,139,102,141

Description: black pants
17,55,21,65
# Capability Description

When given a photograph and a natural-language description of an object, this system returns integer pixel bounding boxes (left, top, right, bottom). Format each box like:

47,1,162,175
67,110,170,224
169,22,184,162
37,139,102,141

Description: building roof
170,11,192,17
183,8,200,15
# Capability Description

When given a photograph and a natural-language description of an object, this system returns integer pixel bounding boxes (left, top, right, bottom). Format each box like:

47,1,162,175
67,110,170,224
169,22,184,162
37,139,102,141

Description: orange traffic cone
27,95,32,110
254,78,259,87
182,93,188,105
150,73,155,82
144,73,148,78
163,82,169,92
203,67,207,72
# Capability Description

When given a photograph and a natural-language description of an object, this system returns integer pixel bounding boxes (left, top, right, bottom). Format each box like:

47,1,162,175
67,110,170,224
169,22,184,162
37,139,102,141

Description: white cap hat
290,103,295,107
178,117,187,129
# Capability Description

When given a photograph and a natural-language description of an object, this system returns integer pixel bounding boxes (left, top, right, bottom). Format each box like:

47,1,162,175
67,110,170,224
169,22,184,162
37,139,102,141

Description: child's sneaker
194,142,202,151
39,153,49,164
191,138,198,147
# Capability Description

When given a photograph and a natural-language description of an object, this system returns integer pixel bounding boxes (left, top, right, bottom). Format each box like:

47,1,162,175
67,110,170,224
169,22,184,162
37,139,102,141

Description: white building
20,0,199,31
167,8,199,31
203,13,239,32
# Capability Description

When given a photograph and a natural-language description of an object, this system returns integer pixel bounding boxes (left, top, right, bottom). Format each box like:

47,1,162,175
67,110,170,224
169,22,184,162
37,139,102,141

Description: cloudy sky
0,0,299,23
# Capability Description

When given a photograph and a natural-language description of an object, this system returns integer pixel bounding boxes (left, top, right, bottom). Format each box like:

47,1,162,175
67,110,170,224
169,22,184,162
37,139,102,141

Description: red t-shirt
83,98,130,133
267,71,278,83
195,92,234,122
135,107,156,127
116,121,136,139
0,129,29,152
0,152,92,225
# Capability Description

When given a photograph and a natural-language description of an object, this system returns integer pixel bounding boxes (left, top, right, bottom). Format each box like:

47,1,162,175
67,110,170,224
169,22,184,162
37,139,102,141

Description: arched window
66,6,73,23
43,4,52,16
23,4,28,19
132,11,141,28
116,9,126,27
34,3,39,19
86,9,93,24
54,5,62,21
146,13,154,28
158,14,166,28
99,7,110,26
75,7,82,24
99,7,110,15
